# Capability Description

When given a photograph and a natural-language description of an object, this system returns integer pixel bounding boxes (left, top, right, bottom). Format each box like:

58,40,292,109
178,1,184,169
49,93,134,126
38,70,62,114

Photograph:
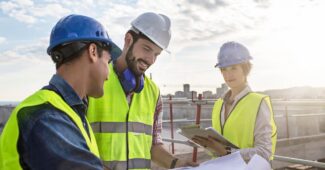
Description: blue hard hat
215,41,252,68
47,14,121,60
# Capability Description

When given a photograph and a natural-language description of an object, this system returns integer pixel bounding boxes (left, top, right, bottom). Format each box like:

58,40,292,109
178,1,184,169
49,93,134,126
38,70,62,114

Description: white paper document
245,154,272,170
171,152,271,170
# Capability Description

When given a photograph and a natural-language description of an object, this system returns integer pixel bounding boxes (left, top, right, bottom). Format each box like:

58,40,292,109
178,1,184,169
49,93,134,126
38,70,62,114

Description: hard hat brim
47,38,122,61
109,41,122,61
214,56,252,68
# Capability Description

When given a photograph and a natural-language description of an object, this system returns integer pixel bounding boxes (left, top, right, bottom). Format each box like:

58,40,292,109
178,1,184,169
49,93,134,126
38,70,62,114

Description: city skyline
162,83,325,100
1,0,325,101
3,83,325,103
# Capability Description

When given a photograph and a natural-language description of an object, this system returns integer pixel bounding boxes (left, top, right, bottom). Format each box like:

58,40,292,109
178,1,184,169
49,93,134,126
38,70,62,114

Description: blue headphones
117,68,144,94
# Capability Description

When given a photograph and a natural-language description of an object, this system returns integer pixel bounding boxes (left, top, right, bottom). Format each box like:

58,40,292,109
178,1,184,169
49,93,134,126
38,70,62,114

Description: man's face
90,47,111,98
126,38,162,76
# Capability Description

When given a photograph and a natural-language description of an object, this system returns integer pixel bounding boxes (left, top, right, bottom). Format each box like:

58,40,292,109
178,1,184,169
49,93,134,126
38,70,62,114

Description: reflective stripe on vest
212,92,277,160
87,64,159,170
103,159,151,170
91,122,152,135
0,90,99,170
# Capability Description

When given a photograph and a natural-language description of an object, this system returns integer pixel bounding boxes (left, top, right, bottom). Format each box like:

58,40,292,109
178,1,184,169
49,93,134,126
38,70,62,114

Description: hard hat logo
215,41,252,68
131,12,171,50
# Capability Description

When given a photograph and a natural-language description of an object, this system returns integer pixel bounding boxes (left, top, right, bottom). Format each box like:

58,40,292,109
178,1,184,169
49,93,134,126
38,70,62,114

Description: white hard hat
131,12,171,50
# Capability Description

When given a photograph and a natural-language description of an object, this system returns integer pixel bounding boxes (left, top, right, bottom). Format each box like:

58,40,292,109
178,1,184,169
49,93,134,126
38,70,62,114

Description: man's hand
175,159,199,168
151,144,199,169
192,135,227,156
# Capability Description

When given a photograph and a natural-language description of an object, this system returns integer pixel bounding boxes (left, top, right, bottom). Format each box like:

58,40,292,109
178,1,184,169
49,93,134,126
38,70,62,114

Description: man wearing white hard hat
87,12,198,170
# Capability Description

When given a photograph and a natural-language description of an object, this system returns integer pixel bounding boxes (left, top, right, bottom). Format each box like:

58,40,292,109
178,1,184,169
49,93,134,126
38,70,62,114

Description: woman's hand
192,135,228,156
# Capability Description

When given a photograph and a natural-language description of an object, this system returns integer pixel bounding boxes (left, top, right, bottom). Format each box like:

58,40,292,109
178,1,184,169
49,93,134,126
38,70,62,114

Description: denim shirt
17,74,103,170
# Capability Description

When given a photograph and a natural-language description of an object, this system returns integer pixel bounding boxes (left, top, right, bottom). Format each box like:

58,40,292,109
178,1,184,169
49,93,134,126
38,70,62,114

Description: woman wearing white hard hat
192,41,277,162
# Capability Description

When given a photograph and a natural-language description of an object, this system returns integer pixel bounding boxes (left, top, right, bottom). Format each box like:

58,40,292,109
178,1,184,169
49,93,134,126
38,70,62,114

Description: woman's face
220,64,246,89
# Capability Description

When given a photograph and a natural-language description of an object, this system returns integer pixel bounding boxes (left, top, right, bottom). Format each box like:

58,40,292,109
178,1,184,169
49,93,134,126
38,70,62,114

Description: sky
0,0,325,101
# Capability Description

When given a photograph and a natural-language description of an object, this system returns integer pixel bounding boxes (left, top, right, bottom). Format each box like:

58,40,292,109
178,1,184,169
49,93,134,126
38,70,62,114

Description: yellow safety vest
0,90,99,170
212,92,277,160
87,64,159,170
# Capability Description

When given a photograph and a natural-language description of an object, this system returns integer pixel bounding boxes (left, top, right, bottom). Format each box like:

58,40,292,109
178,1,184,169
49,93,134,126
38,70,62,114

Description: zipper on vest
221,101,234,135
126,109,130,169
126,95,134,170
220,102,224,135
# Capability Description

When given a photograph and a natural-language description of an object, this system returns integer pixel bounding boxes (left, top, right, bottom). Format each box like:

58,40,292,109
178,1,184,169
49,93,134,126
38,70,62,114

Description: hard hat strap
56,42,88,58
51,41,111,65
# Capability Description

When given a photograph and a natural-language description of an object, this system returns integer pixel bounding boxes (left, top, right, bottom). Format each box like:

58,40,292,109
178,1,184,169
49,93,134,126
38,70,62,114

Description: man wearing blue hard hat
0,14,120,169
87,12,198,170
193,41,277,162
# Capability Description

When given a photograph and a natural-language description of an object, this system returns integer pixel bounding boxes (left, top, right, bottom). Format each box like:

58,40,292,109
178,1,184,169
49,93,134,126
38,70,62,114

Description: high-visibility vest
0,90,99,170
212,92,277,160
87,64,159,170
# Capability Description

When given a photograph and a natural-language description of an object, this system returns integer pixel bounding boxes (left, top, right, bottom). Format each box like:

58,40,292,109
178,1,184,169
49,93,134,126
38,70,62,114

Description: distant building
216,83,228,98
167,84,325,100
183,84,190,93
172,83,229,99
175,91,185,98
221,83,227,89
190,91,197,99
161,94,174,99
203,91,213,99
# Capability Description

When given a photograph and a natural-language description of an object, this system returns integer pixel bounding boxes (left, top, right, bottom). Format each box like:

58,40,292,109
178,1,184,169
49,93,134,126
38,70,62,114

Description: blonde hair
240,61,252,76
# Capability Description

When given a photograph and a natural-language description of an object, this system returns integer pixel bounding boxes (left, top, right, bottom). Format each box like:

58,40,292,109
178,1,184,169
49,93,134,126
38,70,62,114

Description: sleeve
152,95,164,145
19,108,103,170
238,99,273,161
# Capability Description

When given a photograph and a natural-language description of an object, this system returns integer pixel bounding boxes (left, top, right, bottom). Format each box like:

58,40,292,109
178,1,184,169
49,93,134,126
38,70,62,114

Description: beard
125,43,146,76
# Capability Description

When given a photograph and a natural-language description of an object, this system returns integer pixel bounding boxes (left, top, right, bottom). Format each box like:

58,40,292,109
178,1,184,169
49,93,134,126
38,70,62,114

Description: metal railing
162,96,325,168
162,138,325,169
162,97,325,134
274,155,325,168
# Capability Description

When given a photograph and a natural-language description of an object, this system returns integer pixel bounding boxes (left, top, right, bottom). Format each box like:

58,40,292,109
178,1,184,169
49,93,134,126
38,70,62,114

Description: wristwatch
225,146,231,155
170,158,178,169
